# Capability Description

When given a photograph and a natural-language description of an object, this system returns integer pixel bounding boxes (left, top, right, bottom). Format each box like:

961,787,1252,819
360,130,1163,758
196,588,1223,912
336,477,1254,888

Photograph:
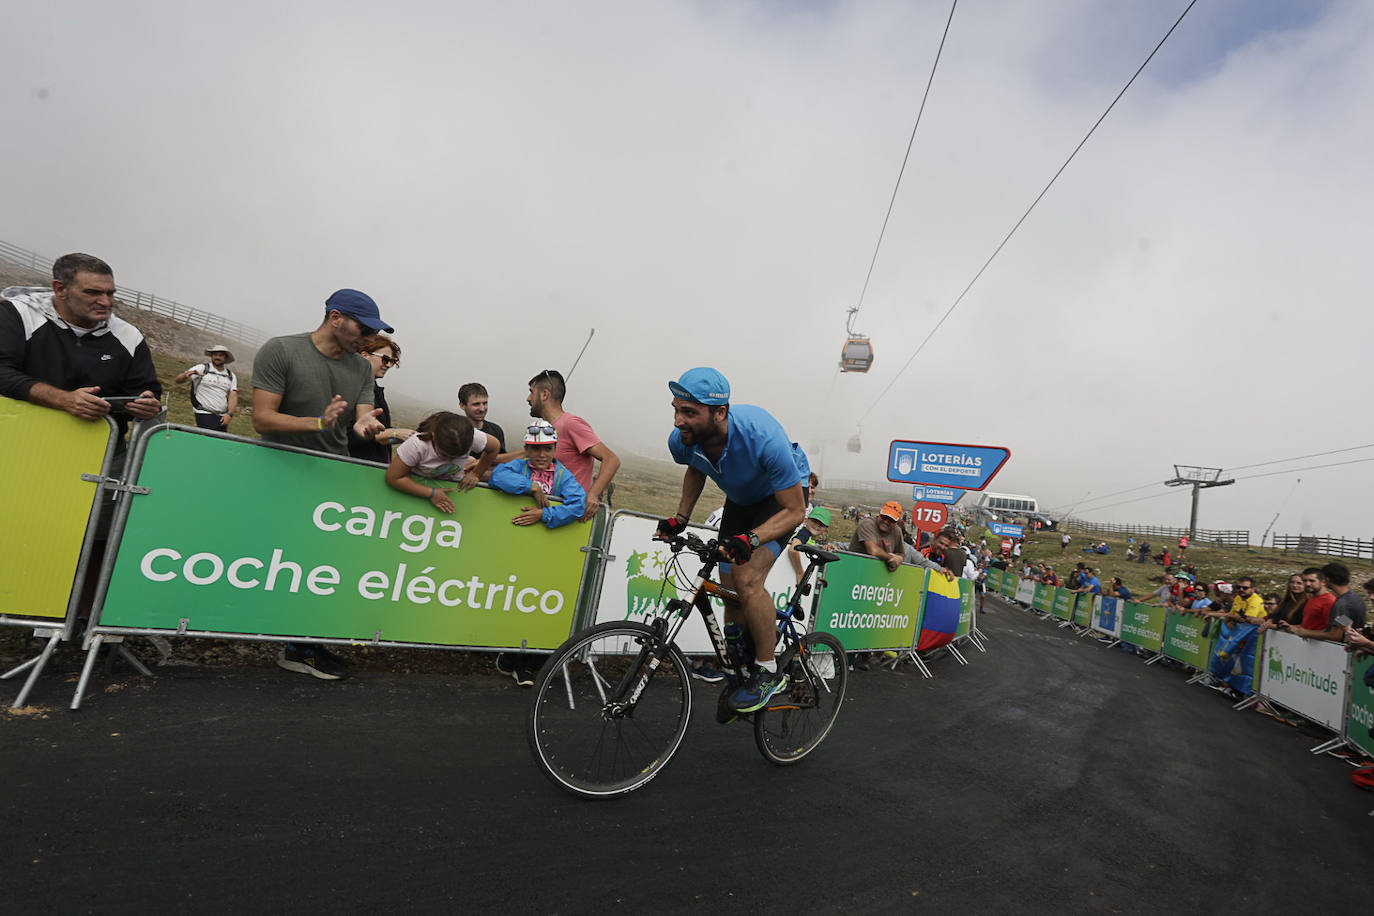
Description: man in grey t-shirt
1324,562,1367,632
251,289,393,680
252,289,389,456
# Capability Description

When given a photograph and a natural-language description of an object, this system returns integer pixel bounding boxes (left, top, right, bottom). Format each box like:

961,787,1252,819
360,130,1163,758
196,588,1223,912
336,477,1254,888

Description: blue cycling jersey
790,441,810,487
668,404,800,505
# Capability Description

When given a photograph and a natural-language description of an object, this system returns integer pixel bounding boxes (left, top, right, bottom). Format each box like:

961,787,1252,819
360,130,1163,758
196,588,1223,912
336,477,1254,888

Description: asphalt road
3,597,1370,914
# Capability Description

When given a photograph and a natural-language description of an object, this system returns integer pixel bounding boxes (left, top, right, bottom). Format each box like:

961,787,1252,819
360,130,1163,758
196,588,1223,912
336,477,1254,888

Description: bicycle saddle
795,544,841,564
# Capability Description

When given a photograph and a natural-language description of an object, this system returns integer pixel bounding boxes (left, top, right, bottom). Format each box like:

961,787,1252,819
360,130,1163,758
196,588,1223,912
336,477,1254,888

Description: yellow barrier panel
0,397,111,620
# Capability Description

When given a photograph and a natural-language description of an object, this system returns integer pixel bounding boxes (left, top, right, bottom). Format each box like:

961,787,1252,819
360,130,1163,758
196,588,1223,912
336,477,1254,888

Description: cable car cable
1231,456,1374,482
1043,480,1165,513
848,0,958,331
858,0,1197,422
1224,442,1374,473
1047,442,1374,514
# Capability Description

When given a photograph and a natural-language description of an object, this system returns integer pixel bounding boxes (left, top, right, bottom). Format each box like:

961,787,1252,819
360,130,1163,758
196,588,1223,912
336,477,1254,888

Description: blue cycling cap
326,288,394,334
669,367,731,406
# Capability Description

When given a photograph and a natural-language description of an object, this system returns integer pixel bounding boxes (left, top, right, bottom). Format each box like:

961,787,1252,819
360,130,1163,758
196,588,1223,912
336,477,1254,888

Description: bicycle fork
614,600,694,712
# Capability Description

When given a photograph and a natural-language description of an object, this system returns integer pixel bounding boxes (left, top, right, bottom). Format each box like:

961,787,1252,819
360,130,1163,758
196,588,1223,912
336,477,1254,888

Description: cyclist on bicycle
656,367,807,713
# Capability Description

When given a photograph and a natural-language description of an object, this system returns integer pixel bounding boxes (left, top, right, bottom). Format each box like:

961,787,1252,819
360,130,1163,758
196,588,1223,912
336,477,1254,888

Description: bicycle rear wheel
754,631,847,765
527,621,693,798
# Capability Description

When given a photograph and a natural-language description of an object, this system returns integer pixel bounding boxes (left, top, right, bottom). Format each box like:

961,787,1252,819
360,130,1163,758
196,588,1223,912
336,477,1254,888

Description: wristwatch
746,531,760,550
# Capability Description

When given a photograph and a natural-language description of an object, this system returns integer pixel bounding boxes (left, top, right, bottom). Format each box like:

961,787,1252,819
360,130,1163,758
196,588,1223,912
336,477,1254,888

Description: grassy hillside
989,527,1374,603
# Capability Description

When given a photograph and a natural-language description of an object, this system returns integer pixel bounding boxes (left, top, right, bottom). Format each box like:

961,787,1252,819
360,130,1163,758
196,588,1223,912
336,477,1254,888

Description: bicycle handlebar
654,531,720,564
655,532,844,568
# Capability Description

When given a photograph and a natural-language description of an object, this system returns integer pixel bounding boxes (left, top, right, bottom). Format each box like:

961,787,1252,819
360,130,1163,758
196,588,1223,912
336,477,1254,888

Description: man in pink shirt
526,369,620,521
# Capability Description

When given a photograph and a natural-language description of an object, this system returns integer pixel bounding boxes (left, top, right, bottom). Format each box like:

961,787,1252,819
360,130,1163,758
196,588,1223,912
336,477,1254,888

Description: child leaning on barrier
488,422,586,528
385,411,499,513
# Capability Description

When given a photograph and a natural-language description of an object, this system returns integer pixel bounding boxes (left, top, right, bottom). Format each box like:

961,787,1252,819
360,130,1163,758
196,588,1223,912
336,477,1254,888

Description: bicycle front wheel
527,621,693,799
754,631,848,765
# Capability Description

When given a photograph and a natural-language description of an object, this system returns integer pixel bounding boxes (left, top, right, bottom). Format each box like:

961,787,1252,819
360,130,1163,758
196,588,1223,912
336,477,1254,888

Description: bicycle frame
528,533,847,797
642,534,830,694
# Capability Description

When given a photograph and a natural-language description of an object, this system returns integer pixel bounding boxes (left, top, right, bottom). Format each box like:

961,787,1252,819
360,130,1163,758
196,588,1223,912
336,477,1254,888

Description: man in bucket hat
175,344,238,429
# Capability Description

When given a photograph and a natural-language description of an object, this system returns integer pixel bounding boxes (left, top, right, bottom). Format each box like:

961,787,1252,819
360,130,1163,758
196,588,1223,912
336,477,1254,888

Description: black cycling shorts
719,494,789,567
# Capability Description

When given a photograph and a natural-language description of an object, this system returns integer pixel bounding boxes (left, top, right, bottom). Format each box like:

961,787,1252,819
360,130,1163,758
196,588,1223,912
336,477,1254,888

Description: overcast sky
5,0,1371,539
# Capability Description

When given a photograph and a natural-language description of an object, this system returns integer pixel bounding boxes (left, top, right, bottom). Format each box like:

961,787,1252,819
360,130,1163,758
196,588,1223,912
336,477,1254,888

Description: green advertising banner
984,569,1001,595
1072,593,1094,627
1032,583,1054,613
1,397,111,622
955,578,974,639
814,554,925,651
1051,587,1073,620
1161,611,1214,670
97,428,593,649
999,569,1017,597
1120,602,1166,653
1346,655,1374,759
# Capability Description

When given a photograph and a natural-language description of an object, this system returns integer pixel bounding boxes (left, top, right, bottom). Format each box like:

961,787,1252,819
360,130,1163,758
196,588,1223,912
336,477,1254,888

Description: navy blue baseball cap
669,367,731,405
325,289,394,334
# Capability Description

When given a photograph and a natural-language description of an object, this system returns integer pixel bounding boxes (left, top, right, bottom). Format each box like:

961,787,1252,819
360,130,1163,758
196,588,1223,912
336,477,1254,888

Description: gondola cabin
839,337,874,373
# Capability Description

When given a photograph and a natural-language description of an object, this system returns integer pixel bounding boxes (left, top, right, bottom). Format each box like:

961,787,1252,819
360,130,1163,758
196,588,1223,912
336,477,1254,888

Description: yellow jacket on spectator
1232,593,1266,619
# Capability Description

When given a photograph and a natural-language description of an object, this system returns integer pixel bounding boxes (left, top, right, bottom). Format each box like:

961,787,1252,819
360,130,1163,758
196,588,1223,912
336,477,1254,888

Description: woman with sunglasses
348,334,414,463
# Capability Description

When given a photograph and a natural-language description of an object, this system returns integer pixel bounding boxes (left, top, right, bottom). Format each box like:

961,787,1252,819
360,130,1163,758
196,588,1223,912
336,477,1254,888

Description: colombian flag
916,571,962,650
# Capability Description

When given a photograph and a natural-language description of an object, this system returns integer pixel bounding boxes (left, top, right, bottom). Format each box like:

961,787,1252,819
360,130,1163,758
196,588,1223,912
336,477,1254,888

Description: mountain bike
527,530,847,798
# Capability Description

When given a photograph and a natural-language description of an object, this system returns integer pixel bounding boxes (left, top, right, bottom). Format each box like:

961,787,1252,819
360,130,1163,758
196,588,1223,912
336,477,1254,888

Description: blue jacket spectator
490,458,586,528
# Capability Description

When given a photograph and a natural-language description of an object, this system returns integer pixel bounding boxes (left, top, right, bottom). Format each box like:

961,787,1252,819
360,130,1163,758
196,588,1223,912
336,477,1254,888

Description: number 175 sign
910,501,948,534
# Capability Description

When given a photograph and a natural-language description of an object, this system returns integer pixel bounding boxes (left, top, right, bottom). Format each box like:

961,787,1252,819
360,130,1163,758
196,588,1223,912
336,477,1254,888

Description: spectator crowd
5,252,1370,711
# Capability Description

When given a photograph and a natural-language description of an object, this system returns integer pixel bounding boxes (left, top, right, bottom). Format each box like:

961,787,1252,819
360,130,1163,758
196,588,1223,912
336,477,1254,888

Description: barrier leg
947,644,969,666
1,652,44,680
71,634,105,710
1142,652,1163,665
9,630,63,709
1309,736,1346,755
894,650,933,678
115,644,152,677
1231,692,1260,711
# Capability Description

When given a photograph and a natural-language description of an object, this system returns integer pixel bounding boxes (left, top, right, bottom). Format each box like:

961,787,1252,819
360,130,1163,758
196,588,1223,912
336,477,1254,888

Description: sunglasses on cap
527,423,556,436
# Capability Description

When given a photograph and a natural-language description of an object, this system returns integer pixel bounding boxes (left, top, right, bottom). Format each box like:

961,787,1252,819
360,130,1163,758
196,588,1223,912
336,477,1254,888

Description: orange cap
880,501,903,521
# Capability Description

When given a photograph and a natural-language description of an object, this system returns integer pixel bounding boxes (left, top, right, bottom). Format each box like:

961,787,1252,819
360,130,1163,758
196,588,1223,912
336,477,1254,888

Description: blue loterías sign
887,440,1010,491
989,521,1024,538
911,485,961,504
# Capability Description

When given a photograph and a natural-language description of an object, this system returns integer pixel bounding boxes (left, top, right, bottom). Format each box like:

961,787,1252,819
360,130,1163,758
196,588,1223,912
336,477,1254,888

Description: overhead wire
1043,480,1164,513
846,0,958,337
1224,443,1374,473
1044,441,1374,513
1231,456,1374,482
1071,488,1183,515
859,0,1198,422
1071,458,1374,521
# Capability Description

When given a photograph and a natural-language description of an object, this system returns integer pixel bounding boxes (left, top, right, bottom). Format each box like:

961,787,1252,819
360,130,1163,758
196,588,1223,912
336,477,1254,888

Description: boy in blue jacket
489,421,586,528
